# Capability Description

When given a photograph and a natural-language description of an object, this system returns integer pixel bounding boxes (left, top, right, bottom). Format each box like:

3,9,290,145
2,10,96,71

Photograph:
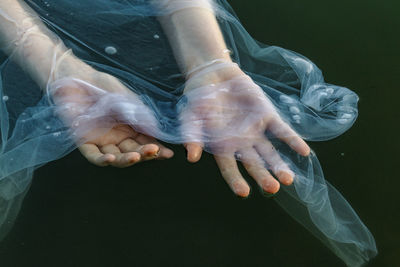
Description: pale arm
0,0,174,166
155,0,310,197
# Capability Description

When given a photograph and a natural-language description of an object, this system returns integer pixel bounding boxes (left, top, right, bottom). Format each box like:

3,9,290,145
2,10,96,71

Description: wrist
183,60,246,94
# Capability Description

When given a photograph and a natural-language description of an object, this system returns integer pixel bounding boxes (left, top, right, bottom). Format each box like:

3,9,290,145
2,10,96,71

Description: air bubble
341,113,353,119
319,91,328,97
337,118,349,124
53,132,61,137
153,34,160,39
292,114,301,121
289,106,300,114
325,88,334,94
45,125,51,129
105,46,117,55
2,95,9,101
342,95,355,102
279,95,295,104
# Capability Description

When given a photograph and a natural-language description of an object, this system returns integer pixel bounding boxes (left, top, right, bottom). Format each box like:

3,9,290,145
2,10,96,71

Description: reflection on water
0,0,398,266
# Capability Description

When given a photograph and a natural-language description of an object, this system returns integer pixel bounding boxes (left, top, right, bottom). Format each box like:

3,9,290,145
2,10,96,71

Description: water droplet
2,95,9,101
105,46,117,55
289,106,300,114
153,34,160,39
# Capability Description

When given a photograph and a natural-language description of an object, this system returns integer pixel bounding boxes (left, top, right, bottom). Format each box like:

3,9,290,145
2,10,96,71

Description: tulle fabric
0,0,376,266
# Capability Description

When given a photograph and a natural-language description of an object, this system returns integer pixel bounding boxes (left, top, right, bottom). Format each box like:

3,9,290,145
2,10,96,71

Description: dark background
0,0,398,266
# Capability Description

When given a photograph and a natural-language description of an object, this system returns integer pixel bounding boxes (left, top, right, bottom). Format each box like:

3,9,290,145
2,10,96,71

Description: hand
50,62,173,168
180,62,310,197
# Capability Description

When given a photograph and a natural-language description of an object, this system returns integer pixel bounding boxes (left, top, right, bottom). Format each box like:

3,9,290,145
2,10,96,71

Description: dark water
0,0,398,266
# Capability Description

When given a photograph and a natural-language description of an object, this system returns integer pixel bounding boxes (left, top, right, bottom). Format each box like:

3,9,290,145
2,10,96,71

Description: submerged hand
181,63,310,197
51,64,173,167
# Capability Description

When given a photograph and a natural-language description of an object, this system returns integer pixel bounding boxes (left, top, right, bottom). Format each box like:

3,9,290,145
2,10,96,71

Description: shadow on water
0,0,398,266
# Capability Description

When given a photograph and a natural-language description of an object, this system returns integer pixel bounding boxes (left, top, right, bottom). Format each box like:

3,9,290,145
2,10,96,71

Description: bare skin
1,0,310,196
49,62,174,167
157,2,310,197
181,63,310,196
0,0,173,167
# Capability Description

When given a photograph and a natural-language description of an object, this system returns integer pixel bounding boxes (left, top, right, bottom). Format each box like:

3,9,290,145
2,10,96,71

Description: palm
50,68,173,167
181,68,310,197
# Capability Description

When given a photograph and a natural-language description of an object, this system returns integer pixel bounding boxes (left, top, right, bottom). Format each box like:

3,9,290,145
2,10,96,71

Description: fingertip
277,171,294,185
187,153,201,163
163,148,174,159
128,152,141,163
98,154,115,166
299,142,311,156
233,181,251,198
262,178,280,194
294,139,311,156
186,143,203,163
143,144,160,157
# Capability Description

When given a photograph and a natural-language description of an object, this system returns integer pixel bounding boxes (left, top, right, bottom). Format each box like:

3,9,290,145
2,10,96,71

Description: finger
238,148,280,194
255,138,294,186
184,142,203,163
214,154,250,198
180,110,204,162
118,138,159,162
268,118,310,156
100,144,141,168
132,134,174,159
79,143,116,167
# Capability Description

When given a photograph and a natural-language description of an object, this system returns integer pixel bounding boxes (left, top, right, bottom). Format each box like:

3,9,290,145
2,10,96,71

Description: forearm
0,0,77,89
154,0,232,77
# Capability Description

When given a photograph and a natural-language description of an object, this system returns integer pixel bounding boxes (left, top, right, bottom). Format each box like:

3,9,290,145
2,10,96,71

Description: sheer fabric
0,1,376,266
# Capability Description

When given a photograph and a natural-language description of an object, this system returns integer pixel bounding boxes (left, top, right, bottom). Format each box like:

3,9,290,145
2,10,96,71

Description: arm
0,0,173,166
156,0,310,197
154,0,232,75
0,0,79,89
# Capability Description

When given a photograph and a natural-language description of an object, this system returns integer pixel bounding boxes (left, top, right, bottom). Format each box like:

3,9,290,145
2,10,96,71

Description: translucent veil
0,0,376,266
